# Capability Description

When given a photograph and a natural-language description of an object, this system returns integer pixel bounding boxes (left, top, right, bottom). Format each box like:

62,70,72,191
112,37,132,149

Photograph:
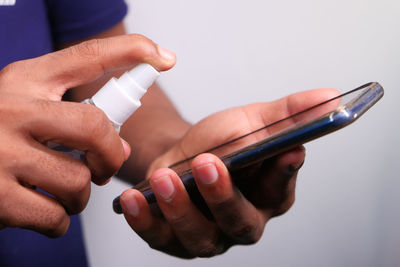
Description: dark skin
0,22,339,257
64,24,189,183
0,28,175,236
67,24,339,258
119,90,337,258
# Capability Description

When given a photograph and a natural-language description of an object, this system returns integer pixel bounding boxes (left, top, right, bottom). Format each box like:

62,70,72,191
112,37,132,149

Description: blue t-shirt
0,0,127,266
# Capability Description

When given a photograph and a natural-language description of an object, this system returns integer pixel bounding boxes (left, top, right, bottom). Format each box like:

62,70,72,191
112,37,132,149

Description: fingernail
120,138,131,160
152,175,175,201
157,45,176,62
195,163,219,184
121,191,139,217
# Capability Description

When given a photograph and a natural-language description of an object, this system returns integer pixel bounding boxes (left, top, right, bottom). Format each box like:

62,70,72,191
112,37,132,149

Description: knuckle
128,34,158,59
0,61,23,84
111,144,125,168
211,198,236,215
168,212,190,228
69,165,91,194
0,101,17,128
195,242,219,258
43,206,69,238
79,105,124,179
230,222,261,244
209,197,263,244
59,164,91,214
273,194,296,217
101,147,124,178
67,199,89,215
80,105,111,142
189,231,225,258
71,39,102,60
67,167,91,200
130,33,150,41
146,232,176,253
31,98,53,117
130,34,156,47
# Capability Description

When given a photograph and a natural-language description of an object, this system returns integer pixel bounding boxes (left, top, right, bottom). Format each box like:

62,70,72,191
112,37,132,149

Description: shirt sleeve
46,0,128,44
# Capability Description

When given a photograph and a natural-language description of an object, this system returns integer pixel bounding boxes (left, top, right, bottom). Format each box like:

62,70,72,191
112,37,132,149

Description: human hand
0,34,175,237
120,89,339,258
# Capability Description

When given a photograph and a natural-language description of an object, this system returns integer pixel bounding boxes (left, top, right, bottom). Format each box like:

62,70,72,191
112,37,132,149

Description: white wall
81,1,400,266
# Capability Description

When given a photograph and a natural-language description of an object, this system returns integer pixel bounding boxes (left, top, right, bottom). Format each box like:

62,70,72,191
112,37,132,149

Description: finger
192,153,265,245
0,176,70,237
26,100,125,185
121,189,175,250
12,141,91,215
242,89,343,150
121,188,194,258
3,34,176,100
177,88,341,158
147,168,227,257
253,89,341,136
250,146,306,217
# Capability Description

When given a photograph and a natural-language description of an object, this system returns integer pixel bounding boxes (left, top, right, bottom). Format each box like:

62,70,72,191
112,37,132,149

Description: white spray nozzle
91,63,159,126
128,63,160,91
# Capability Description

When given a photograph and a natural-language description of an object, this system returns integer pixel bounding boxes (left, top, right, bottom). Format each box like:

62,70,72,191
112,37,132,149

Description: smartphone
113,82,384,214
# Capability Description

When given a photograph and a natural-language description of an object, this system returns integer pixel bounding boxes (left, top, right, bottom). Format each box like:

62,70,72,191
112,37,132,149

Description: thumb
1,34,176,100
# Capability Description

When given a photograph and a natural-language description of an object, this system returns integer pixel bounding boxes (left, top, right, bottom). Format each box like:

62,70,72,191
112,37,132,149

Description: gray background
81,1,400,266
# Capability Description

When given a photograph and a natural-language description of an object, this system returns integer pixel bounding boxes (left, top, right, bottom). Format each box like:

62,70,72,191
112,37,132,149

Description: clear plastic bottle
50,63,160,160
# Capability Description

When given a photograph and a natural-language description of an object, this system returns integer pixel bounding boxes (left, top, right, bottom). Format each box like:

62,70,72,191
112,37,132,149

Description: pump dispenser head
91,63,159,126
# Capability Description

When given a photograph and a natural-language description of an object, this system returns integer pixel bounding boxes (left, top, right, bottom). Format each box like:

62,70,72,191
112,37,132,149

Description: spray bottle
50,63,159,160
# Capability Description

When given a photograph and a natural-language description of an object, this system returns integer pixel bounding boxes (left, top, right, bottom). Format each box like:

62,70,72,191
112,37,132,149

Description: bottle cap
91,63,159,126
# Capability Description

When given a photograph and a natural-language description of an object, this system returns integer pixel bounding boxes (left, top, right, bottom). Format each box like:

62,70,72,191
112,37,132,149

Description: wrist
117,115,191,184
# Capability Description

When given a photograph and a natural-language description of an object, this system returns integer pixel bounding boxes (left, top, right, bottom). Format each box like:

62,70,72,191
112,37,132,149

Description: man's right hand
0,34,175,237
